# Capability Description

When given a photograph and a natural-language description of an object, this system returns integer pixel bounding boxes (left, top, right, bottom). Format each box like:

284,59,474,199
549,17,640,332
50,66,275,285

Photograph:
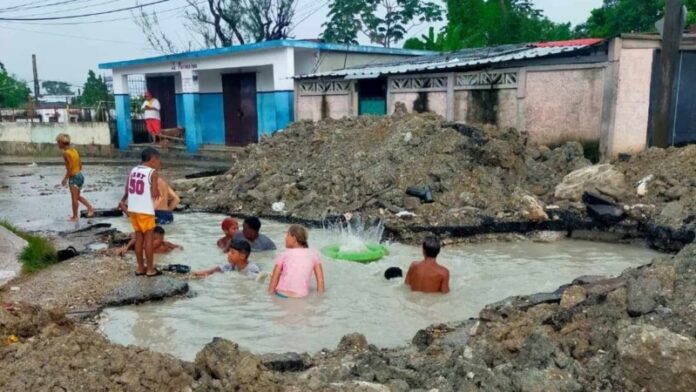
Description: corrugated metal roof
296,40,604,79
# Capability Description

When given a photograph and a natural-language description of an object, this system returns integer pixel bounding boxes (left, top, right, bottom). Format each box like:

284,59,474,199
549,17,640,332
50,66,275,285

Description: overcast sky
0,0,603,88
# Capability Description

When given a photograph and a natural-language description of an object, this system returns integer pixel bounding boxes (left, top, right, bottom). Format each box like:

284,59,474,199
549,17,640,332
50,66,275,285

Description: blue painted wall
171,90,294,149
175,94,185,127
257,90,294,137
176,93,225,145
114,94,132,150
199,93,225,144
181,93,202,153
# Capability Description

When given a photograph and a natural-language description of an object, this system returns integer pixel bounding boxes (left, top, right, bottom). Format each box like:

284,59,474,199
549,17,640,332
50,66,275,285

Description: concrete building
98,40,431,153
295,35,696,158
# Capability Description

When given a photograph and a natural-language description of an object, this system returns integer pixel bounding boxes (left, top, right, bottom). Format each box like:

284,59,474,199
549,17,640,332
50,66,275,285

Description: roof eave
98,40,436,70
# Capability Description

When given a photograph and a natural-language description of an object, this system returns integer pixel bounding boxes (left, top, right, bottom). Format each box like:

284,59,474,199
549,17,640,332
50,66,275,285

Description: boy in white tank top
119,147,161,277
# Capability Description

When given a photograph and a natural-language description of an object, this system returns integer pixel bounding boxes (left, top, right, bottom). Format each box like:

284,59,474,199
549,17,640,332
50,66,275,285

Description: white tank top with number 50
127,165,155,215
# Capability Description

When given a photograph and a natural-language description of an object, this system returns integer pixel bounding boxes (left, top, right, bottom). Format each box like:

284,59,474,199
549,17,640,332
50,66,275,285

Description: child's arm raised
314,264,325,293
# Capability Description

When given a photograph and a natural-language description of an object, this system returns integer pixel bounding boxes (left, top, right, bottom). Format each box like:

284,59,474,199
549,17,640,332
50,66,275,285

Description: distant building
99,40,432,153
295,34,696,158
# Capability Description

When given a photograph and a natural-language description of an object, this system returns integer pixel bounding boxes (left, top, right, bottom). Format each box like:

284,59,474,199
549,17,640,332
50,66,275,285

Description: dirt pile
178,114,590,230
616,145,696,227
297,244,696,391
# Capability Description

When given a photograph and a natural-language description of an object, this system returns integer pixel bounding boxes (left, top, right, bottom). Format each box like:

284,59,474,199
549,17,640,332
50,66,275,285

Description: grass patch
0,220,57,273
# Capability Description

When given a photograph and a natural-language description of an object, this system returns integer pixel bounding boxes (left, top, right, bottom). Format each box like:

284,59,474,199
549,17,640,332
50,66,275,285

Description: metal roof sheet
296,41,604,79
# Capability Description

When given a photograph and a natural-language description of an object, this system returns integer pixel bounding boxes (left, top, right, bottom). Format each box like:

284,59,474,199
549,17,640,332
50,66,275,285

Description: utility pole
652,0,684,147
32,54,40,101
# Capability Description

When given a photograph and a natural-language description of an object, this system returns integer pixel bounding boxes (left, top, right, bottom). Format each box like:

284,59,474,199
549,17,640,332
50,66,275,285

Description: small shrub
0,220,57,273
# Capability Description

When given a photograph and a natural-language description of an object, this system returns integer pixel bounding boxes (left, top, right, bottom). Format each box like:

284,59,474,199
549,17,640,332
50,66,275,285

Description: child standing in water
56,134,94,221
217,217,239,250
268,225,325,298
119,147,161,277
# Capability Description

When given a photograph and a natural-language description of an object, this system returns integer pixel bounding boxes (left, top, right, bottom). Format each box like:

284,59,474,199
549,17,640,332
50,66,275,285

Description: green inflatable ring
321,243,389,264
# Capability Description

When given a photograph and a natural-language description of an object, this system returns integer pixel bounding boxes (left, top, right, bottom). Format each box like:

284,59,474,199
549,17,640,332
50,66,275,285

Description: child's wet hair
288,224,309,248
422,236,441,258
141,147,160,162
384,267,403,280
244,217,261,232
229,239,251,257
55,133,71,145
154,226,165,235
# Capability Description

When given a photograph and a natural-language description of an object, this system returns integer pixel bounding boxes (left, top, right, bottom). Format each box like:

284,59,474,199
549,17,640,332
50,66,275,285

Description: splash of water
323,213,385,252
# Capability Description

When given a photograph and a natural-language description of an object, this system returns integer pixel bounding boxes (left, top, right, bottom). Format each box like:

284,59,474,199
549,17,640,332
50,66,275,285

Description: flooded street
0,164,661,360
101,213,659,360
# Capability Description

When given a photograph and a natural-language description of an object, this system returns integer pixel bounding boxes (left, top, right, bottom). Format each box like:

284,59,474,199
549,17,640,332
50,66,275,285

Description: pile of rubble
176,112,590,232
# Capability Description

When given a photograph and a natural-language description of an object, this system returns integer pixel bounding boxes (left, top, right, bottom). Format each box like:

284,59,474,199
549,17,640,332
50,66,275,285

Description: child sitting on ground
56,133,94,221
194,239,260,277
217,217,239,250
115,226,182,256
267,225,325,298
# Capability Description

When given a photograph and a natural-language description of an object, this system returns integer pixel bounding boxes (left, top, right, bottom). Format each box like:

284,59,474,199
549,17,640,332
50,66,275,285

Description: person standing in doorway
142,90,162,144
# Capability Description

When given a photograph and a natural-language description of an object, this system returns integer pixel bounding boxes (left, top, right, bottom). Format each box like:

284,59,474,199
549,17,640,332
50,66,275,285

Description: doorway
358,77,387,116
222,73,258,146
145,76,177,129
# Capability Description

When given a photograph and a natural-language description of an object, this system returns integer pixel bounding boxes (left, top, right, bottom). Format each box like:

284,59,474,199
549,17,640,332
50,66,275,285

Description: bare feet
68,216,79,222
86,208,95,218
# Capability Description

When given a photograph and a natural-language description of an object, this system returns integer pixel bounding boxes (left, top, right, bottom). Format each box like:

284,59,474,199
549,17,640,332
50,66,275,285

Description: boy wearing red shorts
119,147,161,277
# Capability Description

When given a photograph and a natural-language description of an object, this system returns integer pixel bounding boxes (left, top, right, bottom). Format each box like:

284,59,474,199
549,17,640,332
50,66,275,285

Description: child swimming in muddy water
405,236,450,294
56,133,94,221
217,217,239,250
114,226,182,256
194,239,260,278
268,225,325,298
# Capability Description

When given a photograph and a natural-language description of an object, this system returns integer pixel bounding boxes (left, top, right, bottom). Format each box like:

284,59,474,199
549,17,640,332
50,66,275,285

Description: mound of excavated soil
178,113,590,229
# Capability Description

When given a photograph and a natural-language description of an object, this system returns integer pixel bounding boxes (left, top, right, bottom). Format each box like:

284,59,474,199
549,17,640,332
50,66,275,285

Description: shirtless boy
405,236,450,294
154,176,180,225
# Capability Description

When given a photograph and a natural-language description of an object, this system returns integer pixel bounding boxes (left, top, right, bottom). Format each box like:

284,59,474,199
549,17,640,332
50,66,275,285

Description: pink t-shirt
275,248,322,297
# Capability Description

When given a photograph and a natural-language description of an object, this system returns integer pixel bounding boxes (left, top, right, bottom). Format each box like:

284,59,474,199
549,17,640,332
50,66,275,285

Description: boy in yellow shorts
56,133,94,221
119,147,161,277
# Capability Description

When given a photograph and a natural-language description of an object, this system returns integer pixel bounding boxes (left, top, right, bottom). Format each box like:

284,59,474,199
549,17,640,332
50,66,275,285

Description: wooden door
145,76,177,129
222,73,258,146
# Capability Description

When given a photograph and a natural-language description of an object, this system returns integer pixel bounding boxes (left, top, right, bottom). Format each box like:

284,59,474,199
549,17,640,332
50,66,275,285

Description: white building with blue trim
98,40,431,153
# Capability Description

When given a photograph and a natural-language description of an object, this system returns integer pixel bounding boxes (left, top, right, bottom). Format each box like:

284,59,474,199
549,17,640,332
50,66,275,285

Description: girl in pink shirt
268,225,325,298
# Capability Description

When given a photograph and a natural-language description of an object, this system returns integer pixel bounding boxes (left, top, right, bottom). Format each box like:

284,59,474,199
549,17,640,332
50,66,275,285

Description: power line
0,1,194,25
0,0,173,21
14,0,120,18
0,1,54,13
0,24,157,48
0,0,85,13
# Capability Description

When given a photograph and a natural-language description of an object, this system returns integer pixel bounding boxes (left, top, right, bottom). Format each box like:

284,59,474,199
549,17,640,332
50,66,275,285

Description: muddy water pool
101,213,659,360
0,163,661,360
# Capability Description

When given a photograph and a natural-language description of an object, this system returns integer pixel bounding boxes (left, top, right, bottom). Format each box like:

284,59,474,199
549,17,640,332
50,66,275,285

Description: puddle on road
101,213,659,360
0,164,661,361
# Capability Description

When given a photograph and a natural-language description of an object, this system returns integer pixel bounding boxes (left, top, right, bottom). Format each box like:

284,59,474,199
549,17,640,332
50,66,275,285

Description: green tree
41,80,73,96
0,69,30,108
322,0,443,48
77,70,111,107
578,0,696,38
405,0,572,52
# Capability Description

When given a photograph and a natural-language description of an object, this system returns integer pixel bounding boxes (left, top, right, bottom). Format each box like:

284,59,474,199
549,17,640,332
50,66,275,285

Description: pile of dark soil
177,113,590,232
